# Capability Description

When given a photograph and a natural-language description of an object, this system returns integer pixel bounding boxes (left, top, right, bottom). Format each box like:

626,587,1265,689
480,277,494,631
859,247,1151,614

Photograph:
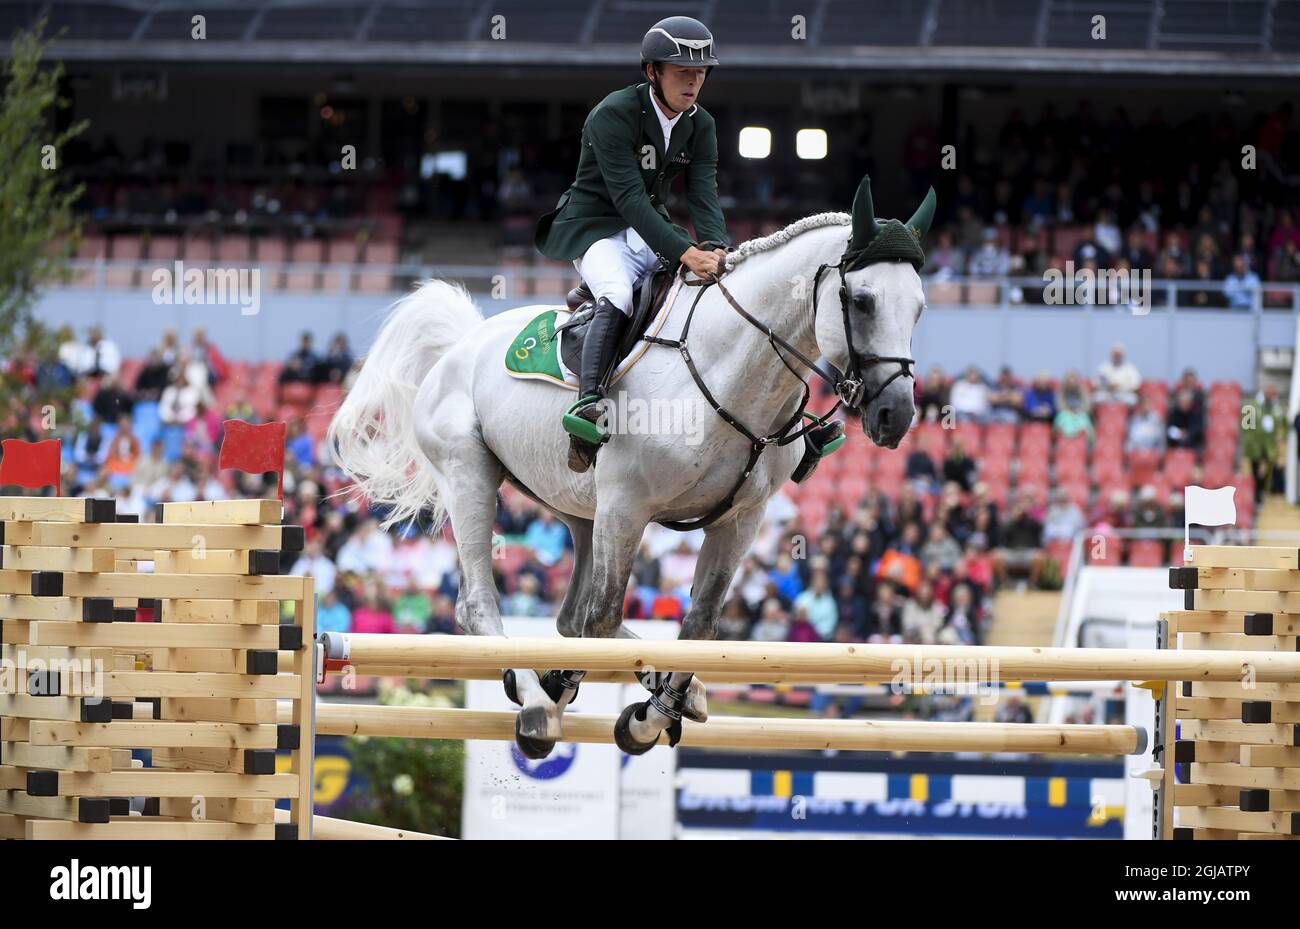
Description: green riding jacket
535,81,730,265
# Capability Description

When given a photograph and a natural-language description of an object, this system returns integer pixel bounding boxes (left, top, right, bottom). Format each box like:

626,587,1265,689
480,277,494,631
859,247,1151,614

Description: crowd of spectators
0,320,1265,660
915,342,1209,450
914,102,1300,304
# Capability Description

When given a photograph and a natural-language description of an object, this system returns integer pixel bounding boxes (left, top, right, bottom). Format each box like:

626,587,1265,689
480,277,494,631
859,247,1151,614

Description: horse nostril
876,408,892,432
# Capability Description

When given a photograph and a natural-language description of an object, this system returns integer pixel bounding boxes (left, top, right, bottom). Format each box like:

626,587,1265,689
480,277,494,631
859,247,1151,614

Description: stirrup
562,396,608,445
791,413,845,484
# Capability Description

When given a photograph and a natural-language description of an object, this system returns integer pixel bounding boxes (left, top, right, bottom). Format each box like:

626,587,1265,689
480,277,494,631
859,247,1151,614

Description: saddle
557,264,677,385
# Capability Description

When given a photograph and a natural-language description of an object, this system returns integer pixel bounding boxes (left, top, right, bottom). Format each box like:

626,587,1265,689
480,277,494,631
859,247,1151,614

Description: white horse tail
327,278,483,530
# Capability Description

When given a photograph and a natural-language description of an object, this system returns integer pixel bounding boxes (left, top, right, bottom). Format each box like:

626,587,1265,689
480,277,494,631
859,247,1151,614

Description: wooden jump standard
310,703,1147,755
321,632,1300,683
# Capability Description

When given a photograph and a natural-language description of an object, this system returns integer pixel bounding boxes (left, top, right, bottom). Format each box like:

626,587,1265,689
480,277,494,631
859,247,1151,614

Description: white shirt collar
650,98,685,148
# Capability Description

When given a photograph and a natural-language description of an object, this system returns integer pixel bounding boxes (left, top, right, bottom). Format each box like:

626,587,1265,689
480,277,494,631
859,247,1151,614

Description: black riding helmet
640,16,718,113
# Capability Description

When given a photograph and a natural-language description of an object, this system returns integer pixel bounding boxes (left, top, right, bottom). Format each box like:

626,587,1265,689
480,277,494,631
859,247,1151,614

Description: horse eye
854,293,876,314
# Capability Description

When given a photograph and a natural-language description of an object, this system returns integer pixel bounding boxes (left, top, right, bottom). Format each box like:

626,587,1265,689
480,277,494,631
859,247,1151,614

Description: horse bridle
641,245,915,531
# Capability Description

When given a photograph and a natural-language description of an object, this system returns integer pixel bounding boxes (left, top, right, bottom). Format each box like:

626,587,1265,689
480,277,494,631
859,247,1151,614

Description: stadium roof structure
8,0,1300,76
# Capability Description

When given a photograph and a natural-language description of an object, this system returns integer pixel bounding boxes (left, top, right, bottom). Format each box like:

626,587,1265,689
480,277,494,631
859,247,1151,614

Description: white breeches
573,228,662,315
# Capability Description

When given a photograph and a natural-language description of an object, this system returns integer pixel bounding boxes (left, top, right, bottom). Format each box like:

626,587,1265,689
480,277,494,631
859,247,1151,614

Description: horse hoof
613,702,661,756
515,711,556,760
502,669,522,706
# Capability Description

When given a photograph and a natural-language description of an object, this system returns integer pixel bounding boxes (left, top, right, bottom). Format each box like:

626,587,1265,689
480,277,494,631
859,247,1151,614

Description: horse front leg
614,506,766,754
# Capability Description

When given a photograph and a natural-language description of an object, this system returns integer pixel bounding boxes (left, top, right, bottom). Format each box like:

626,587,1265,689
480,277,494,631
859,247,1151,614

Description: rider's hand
680,245,727,278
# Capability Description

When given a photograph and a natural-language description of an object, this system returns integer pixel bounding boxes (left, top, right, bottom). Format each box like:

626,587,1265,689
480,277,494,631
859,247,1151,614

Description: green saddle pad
504,308,566,383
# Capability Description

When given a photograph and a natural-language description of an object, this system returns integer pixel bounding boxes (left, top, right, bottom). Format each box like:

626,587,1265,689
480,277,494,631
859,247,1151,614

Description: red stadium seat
1126,539,1166,568
1127,448,1161,488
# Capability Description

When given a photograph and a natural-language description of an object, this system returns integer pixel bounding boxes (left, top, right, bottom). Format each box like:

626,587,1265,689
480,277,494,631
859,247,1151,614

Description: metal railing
54,260,1300,314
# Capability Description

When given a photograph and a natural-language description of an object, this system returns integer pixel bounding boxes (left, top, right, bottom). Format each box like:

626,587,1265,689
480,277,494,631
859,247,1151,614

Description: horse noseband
824,261,915,411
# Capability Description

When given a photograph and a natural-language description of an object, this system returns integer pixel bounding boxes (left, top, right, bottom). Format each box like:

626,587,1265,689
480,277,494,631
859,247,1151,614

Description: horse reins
642,249,915,531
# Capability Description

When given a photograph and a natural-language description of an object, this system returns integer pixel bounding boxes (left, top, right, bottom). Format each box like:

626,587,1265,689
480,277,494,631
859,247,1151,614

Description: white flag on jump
1184,484,1237,562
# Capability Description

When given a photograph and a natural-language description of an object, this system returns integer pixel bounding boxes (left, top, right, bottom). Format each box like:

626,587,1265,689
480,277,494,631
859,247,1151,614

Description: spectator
79,325,122,378
877,523,923,592
72,417,109,484
901,580,945,643
717,596,751,640
905,433,939,488
151,460,197,503
316,333,354,384
191,328,229,384
1042,488,1085,543
286,419,316,469
290,539,338,596
1223,253,1261,310
1166,388,1205,449
769,552,804,603
279,331,319,386
103,414,140,490
1057,369,1091,413
131,438,169,492
159,367,202,427
133,348,171,401
950,366,991,422
335,519,394,575
861,582,903,640
967,227,1011,277
1175,369,1206,416
788,603,822,642
650,576,684,620
751,597,791,642
920,522,962,572
942,437,976,492
918,365,950,421
523,510,568,566
1053,391,1093,440
1131,485,1167,529
316,589,352,635
351,588,396,635
429,594,457,635
1094,344,1141,405
1022,370,1057,424
996,696,1035,724
56,325,85,379
792,569,837,640
1125,397,1166,453
92,374,134,423
391,578,434,631
502,574,545,618
1242,383,1285,503
923,229,965,279
987,367,1023,423
941,583,979,645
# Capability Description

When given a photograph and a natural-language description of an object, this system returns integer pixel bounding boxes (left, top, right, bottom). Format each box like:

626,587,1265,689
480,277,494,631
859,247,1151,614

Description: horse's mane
723,212,850,270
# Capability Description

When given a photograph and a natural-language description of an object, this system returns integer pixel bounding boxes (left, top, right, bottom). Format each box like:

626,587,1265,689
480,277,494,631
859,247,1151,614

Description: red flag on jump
0,438,61,494
218,419,286,499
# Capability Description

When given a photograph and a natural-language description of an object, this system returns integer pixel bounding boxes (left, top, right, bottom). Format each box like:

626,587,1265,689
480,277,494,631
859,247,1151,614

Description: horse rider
534,15,731,472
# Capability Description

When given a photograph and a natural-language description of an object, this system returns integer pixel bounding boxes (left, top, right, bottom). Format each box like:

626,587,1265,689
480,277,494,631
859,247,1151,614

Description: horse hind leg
415,418,563,759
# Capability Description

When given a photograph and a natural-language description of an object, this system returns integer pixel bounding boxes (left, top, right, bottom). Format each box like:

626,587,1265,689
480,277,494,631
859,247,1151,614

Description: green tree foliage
0,18,87,437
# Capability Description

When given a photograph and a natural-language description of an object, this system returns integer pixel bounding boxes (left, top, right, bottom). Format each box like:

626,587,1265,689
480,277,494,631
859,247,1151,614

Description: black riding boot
562,296,626,472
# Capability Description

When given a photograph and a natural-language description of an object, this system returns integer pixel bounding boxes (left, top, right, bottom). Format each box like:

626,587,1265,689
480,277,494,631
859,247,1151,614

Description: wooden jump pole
321,633,1300,683
311,704,1148,755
